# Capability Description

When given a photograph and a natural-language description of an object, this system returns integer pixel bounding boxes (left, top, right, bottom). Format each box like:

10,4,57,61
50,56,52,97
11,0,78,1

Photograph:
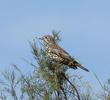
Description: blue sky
0,0,110,93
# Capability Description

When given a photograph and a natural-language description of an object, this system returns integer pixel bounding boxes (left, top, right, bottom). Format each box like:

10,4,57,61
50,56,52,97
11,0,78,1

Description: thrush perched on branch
40,35,89,72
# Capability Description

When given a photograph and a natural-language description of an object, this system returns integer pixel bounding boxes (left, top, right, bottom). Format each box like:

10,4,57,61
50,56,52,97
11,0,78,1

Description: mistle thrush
40,35,89,72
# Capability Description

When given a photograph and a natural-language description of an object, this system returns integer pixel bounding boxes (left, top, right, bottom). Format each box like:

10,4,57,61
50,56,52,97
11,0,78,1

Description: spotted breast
45,44,64,62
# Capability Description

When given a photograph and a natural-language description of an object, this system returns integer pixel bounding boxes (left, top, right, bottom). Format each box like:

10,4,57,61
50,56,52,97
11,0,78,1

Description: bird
40,35,89,72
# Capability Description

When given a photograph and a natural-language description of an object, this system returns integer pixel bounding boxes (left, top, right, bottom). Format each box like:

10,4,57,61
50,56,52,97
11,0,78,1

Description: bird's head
39,35,55,44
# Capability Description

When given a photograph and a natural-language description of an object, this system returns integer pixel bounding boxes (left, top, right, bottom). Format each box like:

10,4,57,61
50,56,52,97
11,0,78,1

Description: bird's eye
45,37,48,39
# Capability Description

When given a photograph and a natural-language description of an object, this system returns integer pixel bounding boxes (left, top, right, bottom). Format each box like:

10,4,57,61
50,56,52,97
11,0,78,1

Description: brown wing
50,44,71,59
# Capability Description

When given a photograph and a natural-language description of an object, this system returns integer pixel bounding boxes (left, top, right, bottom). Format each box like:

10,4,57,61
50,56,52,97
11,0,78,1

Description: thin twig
57,91,60,100
61,86,68,100
21,58,38,72
92,70,103,89
92,70,106,98
35,36,45,47
64,76,80,100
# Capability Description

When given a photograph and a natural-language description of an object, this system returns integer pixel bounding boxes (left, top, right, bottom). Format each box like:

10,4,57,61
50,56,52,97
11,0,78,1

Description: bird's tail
68,59,89,72
77,64,89,72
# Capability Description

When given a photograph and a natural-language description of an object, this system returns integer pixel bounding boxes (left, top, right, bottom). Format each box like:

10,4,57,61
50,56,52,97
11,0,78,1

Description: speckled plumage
45,43,64,62
40,35,89,72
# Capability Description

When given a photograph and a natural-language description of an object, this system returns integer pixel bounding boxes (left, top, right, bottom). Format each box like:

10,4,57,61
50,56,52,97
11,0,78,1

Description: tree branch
64,76,80,100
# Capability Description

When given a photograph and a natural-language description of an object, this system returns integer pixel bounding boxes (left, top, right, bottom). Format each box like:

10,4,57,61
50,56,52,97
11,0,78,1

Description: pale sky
0,0,110,93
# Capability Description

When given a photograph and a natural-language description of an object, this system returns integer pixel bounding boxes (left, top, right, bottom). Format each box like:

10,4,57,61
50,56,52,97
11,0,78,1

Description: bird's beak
39,37,43,40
